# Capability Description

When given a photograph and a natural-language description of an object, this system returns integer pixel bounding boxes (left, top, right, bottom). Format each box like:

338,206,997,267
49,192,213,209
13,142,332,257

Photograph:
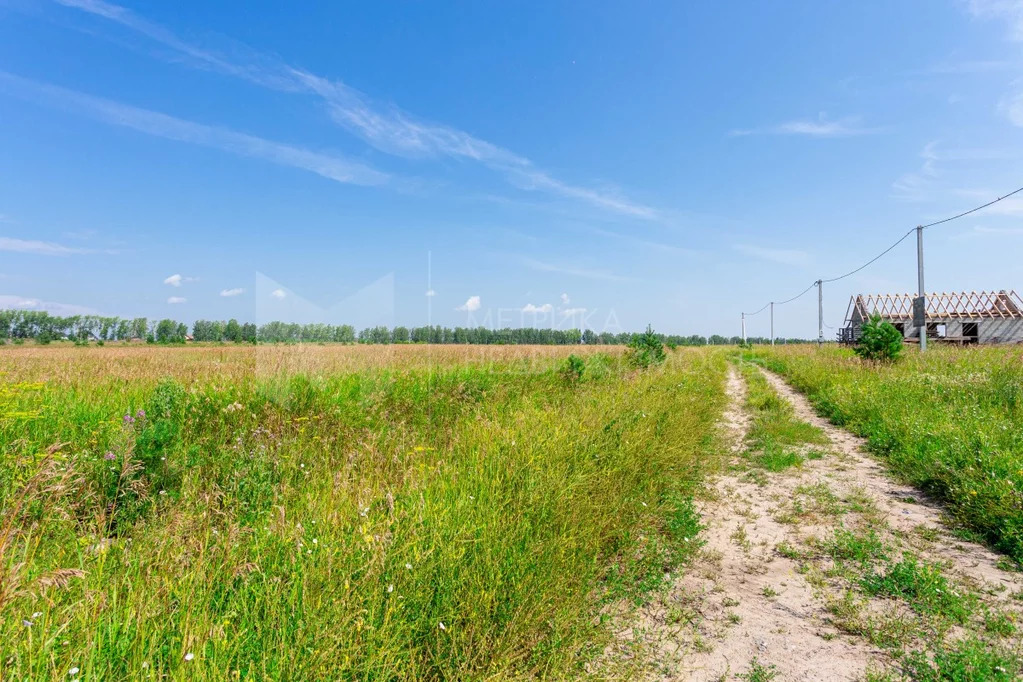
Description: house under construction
840,290,1023,344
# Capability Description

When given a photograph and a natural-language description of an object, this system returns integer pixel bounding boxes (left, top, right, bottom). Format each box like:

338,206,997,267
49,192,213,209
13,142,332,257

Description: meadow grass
0,344,727,679
751,345,1023,565
736,362,828,472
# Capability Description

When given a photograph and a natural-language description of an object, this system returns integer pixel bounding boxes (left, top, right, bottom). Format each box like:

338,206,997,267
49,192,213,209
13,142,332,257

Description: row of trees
0,310,809,346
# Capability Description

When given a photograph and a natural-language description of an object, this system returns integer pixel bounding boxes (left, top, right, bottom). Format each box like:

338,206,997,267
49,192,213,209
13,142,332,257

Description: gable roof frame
845,290,1023,323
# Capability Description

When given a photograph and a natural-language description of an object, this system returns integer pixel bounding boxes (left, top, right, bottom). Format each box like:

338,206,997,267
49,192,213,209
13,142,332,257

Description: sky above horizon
2,0,1023,338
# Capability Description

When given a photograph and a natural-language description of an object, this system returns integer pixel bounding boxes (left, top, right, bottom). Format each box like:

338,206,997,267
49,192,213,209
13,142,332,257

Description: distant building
840,290,1023,345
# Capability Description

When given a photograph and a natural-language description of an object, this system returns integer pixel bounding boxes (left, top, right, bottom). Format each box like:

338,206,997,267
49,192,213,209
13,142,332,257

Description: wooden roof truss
846,290,1023,323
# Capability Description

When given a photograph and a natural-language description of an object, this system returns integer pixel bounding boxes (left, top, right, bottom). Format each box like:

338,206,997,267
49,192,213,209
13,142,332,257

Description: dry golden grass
0,343,623,385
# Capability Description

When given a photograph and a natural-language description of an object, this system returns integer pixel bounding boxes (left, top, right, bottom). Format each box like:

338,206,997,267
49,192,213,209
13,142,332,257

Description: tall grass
0,345,727,679
750,345,1023,563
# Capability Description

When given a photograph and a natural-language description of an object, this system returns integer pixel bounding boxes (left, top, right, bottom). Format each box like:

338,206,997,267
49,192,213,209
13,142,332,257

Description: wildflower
141,662,149,670
104,452,116,461
69,667,80,676
405,563,412,570
388,584,394,593
123,414,135,424
136,409,146,418
32,612,42,618
184,653,195,662
22,619,33,627
159,490,167,496
438,622,447,631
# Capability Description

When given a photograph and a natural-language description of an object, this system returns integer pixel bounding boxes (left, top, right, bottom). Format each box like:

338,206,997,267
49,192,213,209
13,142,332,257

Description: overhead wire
919,185,1023,229
740,185,1023,323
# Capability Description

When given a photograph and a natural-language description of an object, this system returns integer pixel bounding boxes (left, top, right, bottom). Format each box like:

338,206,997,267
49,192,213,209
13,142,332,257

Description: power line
775,281,817,306
920,185,1023,229
739,184,1023,332
742,301,770,317
821,228,915,284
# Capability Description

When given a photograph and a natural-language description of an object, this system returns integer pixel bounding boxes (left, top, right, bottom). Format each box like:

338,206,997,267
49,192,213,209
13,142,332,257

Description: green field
0,344,726,680
4,342,1023,679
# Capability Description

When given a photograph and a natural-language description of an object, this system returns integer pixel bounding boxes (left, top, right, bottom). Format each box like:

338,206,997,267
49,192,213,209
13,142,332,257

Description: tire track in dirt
758,367,1023,602
614,367,884,680
613,364,1023,680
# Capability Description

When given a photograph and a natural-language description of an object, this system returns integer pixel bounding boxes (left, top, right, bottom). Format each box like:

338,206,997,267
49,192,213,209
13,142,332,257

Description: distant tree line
0,310,810,346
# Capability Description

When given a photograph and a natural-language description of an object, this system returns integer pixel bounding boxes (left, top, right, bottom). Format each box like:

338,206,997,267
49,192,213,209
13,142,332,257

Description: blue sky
1,0,1023,337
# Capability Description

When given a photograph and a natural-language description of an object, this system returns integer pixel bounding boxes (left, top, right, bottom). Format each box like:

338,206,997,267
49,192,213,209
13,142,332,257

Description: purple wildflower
104,452,116,461
123,414,135,424
136,409,146,419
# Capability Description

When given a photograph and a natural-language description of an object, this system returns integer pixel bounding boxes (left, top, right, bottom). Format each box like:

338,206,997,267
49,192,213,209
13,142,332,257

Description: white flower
405,563,413,570
142,662,149,669
32,612,42,618
387,584,394,593
312,538,317,545
22,619,33,627
69,667,80,676
184,653,194,661
438,622,447,631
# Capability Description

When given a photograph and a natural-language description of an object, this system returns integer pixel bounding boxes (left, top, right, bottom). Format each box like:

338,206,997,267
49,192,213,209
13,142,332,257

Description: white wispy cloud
522,257,630,282
164,273,199,287
892,141,941,200
53,0,657,219
973,224,1023,234
456,295,481,312
561,307,587,317
924,59,1015,74
586,225,699,254
731,114,882,138
734,243,810,267
220,287,245,297
0,236,112,256
999,90,1023,126
0,71,390,187
522,303,553,313
560,293,570,304
167,296,186,304
964,0,1023,40
271,288,286,299
425,289,436,297
0,294,99,315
